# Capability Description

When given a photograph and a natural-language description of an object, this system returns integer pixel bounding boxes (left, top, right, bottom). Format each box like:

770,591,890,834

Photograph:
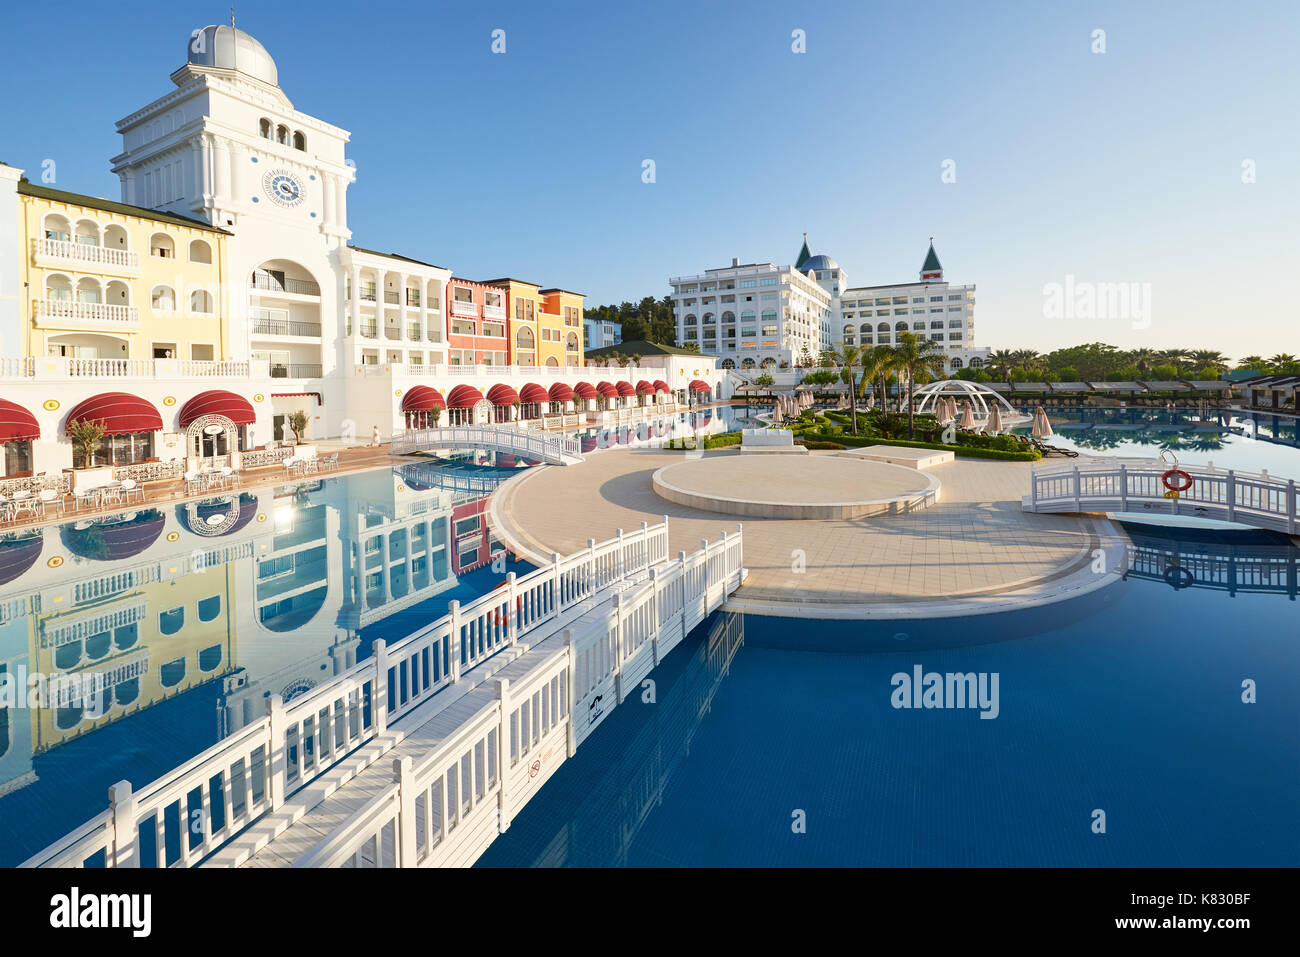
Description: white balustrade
392,425,582,463
33,299,141,328
20,518,745,869
36,237,140,270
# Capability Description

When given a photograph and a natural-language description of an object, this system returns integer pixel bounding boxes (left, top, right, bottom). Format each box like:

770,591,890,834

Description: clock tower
110,24,355,400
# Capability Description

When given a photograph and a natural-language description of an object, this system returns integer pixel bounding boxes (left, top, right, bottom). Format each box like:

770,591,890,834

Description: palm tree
893,331,947,439
859,344,897,412
988,349,1016,382
1187,350,1229,374
1269,353,1298,372
830,342,864,434
1011,349,1041,374
1238,355,1266,370
1128,347,1158,374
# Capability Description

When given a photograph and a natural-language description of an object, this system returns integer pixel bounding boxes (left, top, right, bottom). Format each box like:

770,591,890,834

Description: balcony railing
384,290,400,304
252,318,323,337
360,324,379,339
407,324,422,339
18,357,255,380
251,274,321,296
33,299,141,328
483,302,506,319
269,363,323,378
406,291,421,306
451,299,478,318
36,238,139,271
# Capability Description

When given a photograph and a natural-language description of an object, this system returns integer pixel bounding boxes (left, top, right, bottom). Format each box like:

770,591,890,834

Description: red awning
0,399,40,443
548,382,574,402
60,510,165,562
519,383,549,404
65,392,163,436
635,380,654,395
178,390,256,428
615,381,636,397
402,385,446,412
653,380,671,393
272,392,322,404
689,379,712,393
486,384,520,406
573,382,597,399
446,384,485,409
595,381,620,398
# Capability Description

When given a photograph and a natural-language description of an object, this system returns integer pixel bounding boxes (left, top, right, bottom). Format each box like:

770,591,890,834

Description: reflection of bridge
397,462,505,496
393,426,583,466
22,518,745,868
1024,459,1299,535
1122,525,1299,598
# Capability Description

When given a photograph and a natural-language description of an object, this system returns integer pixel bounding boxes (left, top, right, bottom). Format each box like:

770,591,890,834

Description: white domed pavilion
911,380,1030,428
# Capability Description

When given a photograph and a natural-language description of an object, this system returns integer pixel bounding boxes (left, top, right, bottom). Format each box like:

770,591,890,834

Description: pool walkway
490,447,1129,619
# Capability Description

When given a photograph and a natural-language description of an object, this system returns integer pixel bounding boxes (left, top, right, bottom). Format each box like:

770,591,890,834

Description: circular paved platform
651,454,939,519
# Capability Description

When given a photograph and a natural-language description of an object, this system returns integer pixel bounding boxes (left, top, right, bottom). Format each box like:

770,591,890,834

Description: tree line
956,344,1296,383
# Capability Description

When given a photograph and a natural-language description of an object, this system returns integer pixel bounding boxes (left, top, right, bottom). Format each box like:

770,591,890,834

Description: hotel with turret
668,237,991,373
0,25,724,480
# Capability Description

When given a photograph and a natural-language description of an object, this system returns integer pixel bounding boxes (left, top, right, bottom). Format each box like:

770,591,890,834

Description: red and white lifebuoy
1161,468,1193,492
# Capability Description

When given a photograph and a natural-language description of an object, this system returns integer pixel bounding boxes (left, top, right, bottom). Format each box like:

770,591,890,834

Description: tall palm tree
1128,347,1158,373
1269,353,1298,371
1187,350,1229,373
893,331,948,439
859,344,897,412
1238,355,1266,370
831,342,863,434
1011,349,1041,374
988,349,1016,382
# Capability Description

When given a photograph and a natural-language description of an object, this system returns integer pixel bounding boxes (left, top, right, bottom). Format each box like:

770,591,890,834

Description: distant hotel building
669,238,990,372
667,257,833,370
584,316,622,349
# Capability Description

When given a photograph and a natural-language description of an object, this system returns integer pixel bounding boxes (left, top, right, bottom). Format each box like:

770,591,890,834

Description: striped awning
547,382,574,402
595,381,620,398
519,383,549,404
689,379,712,393
653,380,671,393
179,390,256,428
573,382,597,399
446,385,485,409
60,510,165,562
65,392,163,436
401,386,446,412
486,384,520,406
0,399,40,443
615,381,636,397
635,380,654,395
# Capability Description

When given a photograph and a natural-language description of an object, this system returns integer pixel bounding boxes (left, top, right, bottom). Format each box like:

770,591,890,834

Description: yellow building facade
16,181,232,363
539,288,584,367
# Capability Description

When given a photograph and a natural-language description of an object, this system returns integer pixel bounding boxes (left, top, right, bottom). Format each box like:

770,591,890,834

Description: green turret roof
795,235,812,269
921,240,942,273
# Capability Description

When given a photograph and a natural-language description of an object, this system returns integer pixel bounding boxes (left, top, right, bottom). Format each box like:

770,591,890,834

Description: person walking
371,424,381,447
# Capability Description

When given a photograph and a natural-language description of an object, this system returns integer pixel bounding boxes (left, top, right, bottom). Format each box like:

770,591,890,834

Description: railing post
393,757,416,866
587,538,597,593
265,693,287,810
1072,466,1081,512
1288,480,1297,535
616,528,625,579
551,552,563,613
639,520,649,572
648,567,662,665
1030,466,1038,509
1119,464,1127,511
1227,470,1236,522
495,679,513,831
612,593,625,703
506,572,519,644
563,630,578,758
108,781,138,868
448,600,462,684
372,639,389,734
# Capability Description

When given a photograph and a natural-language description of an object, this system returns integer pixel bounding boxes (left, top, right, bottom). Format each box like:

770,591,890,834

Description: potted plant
287,411,309,444
69,419,106,469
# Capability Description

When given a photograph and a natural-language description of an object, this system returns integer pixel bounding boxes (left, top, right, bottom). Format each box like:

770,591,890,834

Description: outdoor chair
184,471,204,495
72,487,98,511
0,494,12,522
38,488,65,516
220,466,240,488
120,478,145,504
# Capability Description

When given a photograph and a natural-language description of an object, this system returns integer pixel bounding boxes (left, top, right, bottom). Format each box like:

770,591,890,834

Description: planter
70,465,116,491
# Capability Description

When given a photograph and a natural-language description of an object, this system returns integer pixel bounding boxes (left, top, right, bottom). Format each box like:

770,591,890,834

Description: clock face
263,169,304,208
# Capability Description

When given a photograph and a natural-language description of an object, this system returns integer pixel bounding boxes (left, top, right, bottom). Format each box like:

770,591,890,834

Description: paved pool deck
489,447,1128,620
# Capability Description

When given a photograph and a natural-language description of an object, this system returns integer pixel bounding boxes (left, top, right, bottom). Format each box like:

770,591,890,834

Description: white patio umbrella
772,404,784,425
958,401,975,430
986,403,1003,434
1032,406,1053,438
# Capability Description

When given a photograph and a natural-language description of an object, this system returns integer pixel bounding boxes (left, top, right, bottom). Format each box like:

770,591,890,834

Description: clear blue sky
2,0,1295,358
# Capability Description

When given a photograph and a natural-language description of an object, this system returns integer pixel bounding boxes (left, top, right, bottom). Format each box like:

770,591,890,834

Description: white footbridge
22,519,746,869
392,425,584,466
1023,458,1299,535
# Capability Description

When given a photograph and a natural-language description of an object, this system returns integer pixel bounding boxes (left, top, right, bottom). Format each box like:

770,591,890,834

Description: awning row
401,380,676,412
0,390,257,442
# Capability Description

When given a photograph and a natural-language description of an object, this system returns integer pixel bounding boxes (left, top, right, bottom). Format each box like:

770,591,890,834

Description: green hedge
797,439,846,450
703,431,742,449
801,430,1040,461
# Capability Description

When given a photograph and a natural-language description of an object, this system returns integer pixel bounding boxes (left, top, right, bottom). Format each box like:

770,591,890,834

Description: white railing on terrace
33,299,140,327
18,357,256,380
19,519,738,868
450,299,478,318
1024,458,1299,534
290,526,744,868
36,238,140,270
392,425,582,464
483,302,506,319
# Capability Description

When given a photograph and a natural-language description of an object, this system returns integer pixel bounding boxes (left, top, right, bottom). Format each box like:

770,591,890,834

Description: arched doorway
186,414,242,469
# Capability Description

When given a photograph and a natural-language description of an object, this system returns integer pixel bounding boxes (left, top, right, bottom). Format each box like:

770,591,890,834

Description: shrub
703,431,742,449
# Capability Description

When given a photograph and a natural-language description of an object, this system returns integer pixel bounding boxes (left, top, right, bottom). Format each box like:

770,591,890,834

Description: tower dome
187,25,278,86
801,254,839,271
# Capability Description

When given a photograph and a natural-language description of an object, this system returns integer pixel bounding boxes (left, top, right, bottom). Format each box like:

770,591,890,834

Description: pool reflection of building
0,468,505,798
1121,522,1300,599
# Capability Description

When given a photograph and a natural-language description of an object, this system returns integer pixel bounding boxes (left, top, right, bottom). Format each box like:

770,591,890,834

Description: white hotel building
670,240,991,373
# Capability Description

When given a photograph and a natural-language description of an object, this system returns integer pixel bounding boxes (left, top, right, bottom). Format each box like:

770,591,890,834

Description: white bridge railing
22,519,707,869
294,527,745,868
1024,458,1299,534
392,425,582,464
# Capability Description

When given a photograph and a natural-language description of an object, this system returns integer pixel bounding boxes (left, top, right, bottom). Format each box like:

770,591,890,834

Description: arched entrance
187,414,242,470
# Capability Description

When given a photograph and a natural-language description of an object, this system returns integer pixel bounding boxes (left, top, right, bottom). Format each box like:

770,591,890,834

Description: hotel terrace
0,24,725,484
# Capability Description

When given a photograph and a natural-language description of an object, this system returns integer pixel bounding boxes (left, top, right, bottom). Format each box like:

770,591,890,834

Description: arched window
721,311,735,323
761,357,777,369
276,124,289,144
860,323,872,335
75,277,102,304
189,239,212,264
199,644,224,672
292,131,306,151
702,312,714,325
843,325,854,336
150,232,175,258
115,679,140,707
259,118,272,139
159,607,185,635
684,314,697,325
189,289,214,314
970,357,983,368
951,358,963,370
565,332,578,351
160,657,187,688
895,321,908,332
198,595,221,623
720,358,735,369
43,213,71,242
741,357,756,370
877,322,889,333
516,327,534,350
151,285,176,312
